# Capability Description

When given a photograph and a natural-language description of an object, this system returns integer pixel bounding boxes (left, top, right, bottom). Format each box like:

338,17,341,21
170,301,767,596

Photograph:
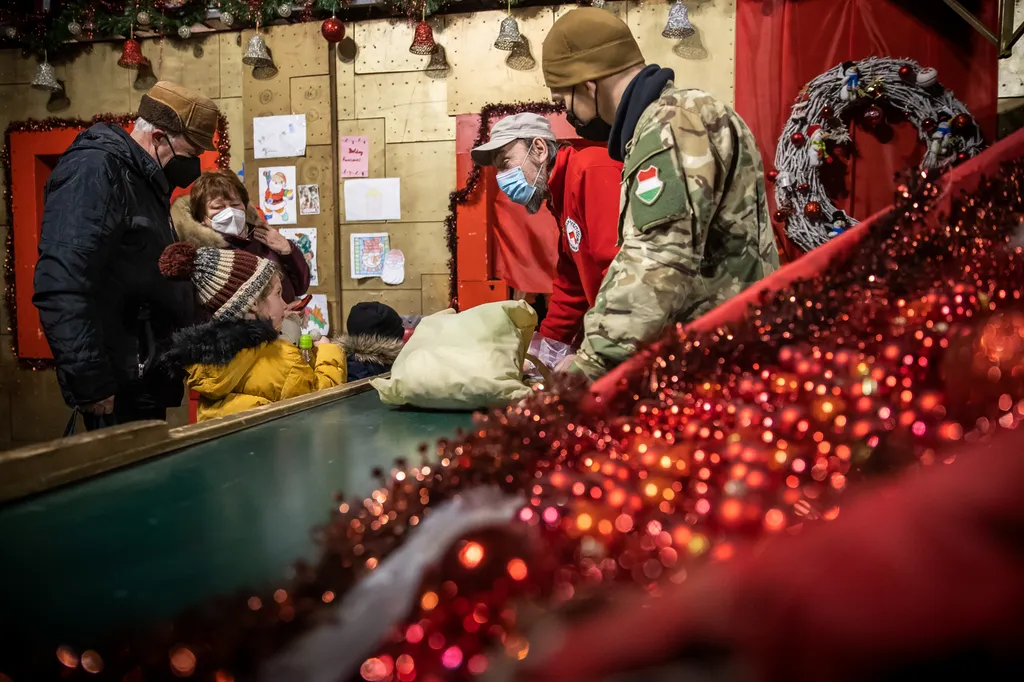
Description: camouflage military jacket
573,84,780,380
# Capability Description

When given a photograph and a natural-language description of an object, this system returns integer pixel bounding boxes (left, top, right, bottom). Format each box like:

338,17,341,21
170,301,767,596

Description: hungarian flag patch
635,165,664,205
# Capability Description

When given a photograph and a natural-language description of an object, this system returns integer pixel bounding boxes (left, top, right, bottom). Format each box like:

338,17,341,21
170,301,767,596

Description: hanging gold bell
494,16,522,51
242,34,272,66
31,60,61,93
425,45,450,79
505,38,536,72
662,1,695,39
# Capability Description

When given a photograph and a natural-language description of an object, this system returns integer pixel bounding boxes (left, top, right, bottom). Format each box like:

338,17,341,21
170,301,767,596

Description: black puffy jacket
33,123,195,408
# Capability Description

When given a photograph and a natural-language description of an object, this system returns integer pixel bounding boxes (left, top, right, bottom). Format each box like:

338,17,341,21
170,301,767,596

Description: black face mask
567,86,613,142
157,137,201,189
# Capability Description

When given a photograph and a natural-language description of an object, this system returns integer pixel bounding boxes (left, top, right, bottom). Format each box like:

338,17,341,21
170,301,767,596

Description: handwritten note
340,136,369,178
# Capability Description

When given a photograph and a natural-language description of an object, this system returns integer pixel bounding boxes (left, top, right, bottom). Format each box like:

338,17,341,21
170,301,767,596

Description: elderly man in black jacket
33,81,220,431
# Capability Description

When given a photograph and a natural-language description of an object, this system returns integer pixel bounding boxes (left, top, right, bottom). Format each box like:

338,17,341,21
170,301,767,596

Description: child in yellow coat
158,242,345,421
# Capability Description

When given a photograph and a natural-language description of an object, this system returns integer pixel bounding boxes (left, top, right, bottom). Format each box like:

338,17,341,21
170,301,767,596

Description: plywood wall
0,0,736,447
333,0,736,325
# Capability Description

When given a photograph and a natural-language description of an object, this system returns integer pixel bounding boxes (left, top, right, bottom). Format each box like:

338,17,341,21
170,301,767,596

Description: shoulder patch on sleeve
623,125,690,231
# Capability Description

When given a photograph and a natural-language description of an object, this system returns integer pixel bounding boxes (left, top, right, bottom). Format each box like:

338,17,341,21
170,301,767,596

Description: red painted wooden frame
8,121,223,359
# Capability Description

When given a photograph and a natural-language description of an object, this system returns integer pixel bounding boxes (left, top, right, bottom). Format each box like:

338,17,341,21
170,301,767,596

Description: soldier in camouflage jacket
542,8,780,379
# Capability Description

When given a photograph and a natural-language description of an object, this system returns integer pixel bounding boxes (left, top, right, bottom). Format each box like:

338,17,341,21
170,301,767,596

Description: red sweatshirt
526,430,1024,682
538,146,623,345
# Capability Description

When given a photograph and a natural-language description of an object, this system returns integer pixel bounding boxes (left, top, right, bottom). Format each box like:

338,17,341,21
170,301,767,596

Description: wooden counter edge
0,380,377,503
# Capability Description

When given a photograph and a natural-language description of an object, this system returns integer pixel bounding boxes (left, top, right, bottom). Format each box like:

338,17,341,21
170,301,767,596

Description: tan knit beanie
159,242,276,319
542,8,645,89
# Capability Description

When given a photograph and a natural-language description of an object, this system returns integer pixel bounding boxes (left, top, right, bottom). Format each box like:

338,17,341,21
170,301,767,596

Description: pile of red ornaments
13,162,1024,681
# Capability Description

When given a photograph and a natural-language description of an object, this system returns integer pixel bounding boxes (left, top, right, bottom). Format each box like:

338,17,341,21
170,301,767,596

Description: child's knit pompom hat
159,242,276,320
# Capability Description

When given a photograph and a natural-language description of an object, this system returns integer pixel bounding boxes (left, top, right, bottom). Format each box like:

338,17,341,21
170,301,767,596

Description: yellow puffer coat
161,317,346,422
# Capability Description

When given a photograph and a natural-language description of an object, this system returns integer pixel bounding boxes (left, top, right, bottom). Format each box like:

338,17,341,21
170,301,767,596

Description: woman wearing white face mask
171,170,311,312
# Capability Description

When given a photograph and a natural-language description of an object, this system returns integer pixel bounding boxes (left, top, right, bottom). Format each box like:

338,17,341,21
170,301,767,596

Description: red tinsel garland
1,112,230,370
443,101,565,309
5,150,1024,681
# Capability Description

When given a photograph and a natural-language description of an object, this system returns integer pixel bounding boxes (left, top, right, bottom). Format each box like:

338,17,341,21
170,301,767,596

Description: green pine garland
0,0,523,56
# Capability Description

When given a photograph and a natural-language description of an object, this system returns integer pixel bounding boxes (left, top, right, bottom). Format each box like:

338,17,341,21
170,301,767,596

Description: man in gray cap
472,113,623,347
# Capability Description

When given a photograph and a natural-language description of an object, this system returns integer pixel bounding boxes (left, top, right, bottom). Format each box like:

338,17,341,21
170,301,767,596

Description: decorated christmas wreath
771,57,985,252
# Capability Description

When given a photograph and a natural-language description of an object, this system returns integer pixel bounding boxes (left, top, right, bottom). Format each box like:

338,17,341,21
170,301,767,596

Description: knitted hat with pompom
159,242,276,320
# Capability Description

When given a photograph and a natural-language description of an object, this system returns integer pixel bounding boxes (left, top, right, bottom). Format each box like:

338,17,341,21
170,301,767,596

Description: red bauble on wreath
772,57,985,252
321,17,345,43
862,104,884,129
804,201,823,221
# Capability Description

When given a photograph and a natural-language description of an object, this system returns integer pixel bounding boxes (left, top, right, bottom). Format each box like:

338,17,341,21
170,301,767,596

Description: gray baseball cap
470,113,557,166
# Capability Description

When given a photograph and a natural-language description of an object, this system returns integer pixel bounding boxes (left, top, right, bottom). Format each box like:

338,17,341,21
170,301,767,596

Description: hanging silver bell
31,60,61,93
425,45,450,79
494,16,523,51
242,34,272,66
252,62,279,80
505,38,536,72
662,1,695,39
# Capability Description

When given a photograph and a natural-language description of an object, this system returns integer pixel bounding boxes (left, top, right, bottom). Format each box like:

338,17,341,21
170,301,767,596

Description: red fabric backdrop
735,0,998,262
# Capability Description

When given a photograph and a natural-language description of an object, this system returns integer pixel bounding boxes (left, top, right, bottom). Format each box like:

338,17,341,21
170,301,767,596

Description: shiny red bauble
321,17,345,43
862,104,884,129
921,117,938,134
951,113,974,136
772,210,788,223
767,170,779,183
797,183,810,194
898,65,915,84
820,105,835,120
790,132,807,147
804,201,823,221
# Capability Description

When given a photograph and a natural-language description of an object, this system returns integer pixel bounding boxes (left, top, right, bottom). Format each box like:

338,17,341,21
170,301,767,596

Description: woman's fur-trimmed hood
335,334,404,366
171,195,265,249
161,317,279,368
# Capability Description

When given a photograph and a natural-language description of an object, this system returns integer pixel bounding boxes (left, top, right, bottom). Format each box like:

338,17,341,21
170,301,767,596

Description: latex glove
554,354,577,374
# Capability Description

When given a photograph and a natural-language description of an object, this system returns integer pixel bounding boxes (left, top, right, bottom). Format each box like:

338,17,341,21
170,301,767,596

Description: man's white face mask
210,207,247,237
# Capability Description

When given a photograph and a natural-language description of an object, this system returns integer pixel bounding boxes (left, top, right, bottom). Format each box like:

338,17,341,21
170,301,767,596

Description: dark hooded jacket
33,123,195,408
336,334,404,381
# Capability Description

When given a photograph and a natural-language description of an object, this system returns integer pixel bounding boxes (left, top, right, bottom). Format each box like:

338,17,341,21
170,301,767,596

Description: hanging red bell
117,38,146,69
409,20,437,55
321,17,345,43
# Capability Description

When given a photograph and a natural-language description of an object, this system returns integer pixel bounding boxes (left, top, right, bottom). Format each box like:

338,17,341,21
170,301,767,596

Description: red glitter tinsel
5,149,1024,682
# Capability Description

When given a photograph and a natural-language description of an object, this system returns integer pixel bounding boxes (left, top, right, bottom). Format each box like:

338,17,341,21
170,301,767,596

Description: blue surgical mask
496,164,537,206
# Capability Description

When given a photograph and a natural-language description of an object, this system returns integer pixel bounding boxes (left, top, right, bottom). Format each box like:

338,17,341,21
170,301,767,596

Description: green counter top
0,391,474,650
